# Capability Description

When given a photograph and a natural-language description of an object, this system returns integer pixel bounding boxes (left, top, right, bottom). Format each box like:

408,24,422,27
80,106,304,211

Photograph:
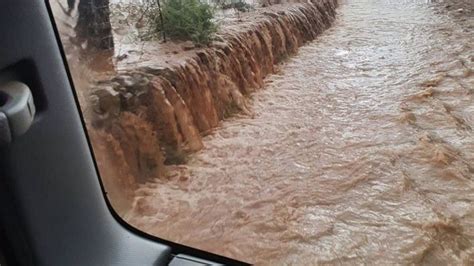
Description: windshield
50,0,474,264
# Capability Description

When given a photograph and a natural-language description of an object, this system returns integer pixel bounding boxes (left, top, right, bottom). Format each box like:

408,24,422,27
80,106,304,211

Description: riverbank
88,0,339,212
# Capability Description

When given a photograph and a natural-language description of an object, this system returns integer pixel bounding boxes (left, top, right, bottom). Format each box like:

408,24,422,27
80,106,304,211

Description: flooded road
128,1,474,264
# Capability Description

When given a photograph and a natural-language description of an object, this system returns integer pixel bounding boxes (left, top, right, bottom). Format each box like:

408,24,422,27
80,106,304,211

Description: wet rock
182,41,195,51
115,86,127,93
89,94,101,115
92,86,121,116
117,54,128,61
122,76,136,88
112,75,134,87
138,66,171,76
136,76,150,88
122,92,135,108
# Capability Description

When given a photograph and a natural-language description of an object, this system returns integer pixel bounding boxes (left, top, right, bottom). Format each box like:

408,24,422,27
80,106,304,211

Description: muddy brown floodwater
126,0,474,264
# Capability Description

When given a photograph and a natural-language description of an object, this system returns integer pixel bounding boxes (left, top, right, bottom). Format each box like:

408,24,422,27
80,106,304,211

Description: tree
72,0,114,50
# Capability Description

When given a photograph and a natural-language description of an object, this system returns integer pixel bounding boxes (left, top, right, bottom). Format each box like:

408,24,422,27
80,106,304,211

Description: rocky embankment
89,0,338,212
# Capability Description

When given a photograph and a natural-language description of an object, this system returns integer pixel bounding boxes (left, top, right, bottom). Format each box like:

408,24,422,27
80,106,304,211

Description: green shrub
220,0,253,12
146,0,217,45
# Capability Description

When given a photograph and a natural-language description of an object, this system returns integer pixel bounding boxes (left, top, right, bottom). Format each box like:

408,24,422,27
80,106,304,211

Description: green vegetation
220,0,253,12
145,0,217,45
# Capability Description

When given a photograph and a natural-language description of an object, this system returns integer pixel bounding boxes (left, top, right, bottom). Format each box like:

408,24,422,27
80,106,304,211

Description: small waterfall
88,0,339,211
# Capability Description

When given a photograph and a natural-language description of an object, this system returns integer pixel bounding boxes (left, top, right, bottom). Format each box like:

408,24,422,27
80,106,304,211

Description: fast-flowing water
128,1,474,264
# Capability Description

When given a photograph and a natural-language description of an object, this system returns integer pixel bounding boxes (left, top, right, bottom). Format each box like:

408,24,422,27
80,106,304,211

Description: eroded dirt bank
89,0,339,212
126,0,474,264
